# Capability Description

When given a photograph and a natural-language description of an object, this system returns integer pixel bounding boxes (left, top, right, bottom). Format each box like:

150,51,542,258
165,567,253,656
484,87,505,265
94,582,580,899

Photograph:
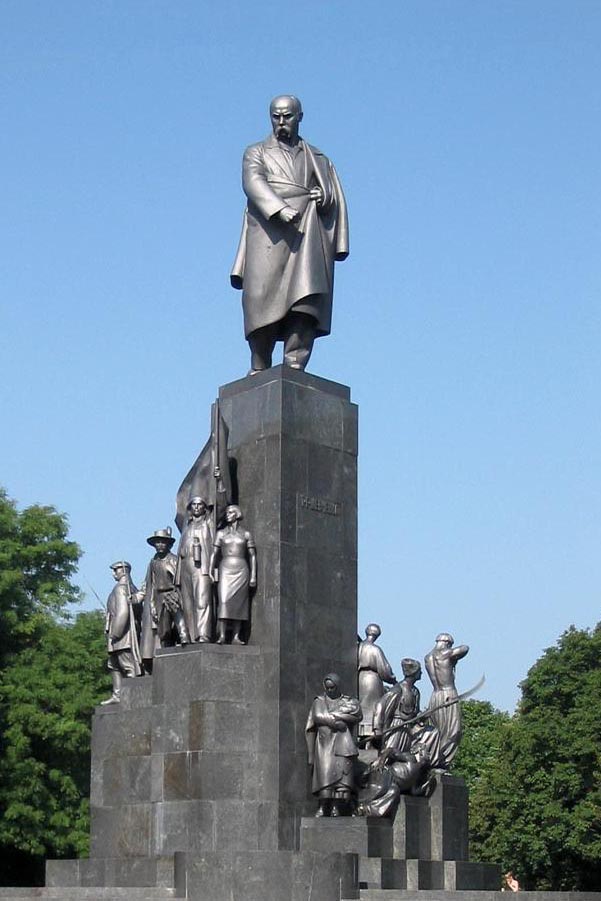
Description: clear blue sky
2,1,600,712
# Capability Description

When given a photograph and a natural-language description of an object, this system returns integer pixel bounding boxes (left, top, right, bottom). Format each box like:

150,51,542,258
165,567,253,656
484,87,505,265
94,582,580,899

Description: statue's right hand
278,206,300,224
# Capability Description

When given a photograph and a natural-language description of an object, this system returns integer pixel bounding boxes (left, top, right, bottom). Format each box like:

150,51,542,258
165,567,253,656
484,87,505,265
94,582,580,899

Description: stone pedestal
42,367,504,900
47,368,359,900
299,776,500,893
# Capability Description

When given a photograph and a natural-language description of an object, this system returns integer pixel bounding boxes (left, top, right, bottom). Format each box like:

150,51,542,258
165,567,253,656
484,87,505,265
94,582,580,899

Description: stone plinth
301,818,393,858
47,368,359,900
301,774,498,893
176,849,359,901
218,365,359,846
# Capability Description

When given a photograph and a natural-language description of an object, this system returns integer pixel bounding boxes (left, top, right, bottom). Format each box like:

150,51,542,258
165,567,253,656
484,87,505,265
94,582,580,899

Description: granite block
120,676,153,710
188,750,246,800
90,804,152,858
182,848,358,901
280,436,310,494
300,817,393,858
151,704,189,755
243,752,278,802
282,380,345,450
92,707,152,760
429,775,469,861
45,860,80,887
359,857,408,890
393,795,431,860
152,800,214,855
162,753,189,801
446,859,502,890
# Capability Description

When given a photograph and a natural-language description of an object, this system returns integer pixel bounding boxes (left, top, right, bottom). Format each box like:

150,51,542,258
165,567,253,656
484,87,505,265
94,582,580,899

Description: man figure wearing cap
175,496,214,643
139,528,189,672
101,561,142,705
373,658,443,769
425,633,469,768
231,95,349,374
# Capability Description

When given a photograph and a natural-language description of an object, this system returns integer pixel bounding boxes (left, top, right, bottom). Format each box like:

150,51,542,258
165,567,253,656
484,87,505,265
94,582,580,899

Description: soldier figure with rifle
101,560,142,705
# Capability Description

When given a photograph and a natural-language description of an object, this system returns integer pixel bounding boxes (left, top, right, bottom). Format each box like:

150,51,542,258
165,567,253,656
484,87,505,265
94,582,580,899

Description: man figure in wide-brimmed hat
175,496,214,643
138,528,189,673
101,560,142,705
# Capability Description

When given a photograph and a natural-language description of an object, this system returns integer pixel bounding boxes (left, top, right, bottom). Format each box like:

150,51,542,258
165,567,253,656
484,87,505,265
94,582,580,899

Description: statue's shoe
100,694,120,706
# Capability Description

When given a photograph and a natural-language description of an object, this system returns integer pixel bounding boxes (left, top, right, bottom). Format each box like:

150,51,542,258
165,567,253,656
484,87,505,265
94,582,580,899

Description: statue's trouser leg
179,568,198,642
248,324,277,371
173,609,190,644
283,312,316,370
195,574,213,641
118,650,137,678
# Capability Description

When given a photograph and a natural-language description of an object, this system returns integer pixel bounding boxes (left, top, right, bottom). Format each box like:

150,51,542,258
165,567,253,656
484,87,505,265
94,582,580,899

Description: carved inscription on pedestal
298,494,341,516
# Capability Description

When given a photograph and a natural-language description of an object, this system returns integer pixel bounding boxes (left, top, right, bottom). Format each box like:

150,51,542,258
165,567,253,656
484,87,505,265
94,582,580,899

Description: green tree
469,625,601,891
0,488,81,665
0,489,109,884
453,699,511,795
0,610,108,883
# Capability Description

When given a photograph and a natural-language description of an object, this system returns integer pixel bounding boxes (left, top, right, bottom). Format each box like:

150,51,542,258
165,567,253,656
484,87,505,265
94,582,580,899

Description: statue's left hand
250,578,257,588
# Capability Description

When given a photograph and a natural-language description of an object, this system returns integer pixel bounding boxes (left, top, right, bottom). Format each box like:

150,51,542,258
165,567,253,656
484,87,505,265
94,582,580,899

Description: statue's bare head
270,95,303,143
365,623,381,640
436,632,454,647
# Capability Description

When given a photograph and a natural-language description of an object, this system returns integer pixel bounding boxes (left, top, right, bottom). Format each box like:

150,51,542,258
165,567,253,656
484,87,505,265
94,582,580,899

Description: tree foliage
0,611,108,863
0,489,81,666
0,489,109,885
468,625,601,891
453,699,511,795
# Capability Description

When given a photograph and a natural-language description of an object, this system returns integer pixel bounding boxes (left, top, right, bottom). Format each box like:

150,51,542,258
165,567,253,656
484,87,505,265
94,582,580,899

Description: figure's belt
266,177,311,194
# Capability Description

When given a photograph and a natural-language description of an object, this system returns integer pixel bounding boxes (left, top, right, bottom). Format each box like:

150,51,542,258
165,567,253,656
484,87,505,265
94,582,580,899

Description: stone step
0,890,176,900
356,891,601,901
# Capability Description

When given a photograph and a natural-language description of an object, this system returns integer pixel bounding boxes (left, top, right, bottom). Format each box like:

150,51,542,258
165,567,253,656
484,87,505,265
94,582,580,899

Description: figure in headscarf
305,673,362,817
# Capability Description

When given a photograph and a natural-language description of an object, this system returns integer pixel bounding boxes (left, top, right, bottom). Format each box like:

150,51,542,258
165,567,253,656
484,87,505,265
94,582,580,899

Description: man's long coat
231,133,349,339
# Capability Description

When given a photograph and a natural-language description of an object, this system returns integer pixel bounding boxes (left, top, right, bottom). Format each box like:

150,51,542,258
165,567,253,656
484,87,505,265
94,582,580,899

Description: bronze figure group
101,502,257,703
305,626,471,817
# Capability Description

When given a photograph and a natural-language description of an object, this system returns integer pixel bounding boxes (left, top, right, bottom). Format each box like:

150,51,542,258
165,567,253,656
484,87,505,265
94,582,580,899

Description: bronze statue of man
231,95,349,374
101,561,142,705
424,633,470,768
175,496,214,643
139,528,189,673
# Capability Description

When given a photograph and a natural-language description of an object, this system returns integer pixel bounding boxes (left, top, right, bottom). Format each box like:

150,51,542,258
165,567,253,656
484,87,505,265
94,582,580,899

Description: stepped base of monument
354,893,601,901
0,891,176,901
44,850,359,900
299,815,499,892
358,858,500,891
46,856,176,889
